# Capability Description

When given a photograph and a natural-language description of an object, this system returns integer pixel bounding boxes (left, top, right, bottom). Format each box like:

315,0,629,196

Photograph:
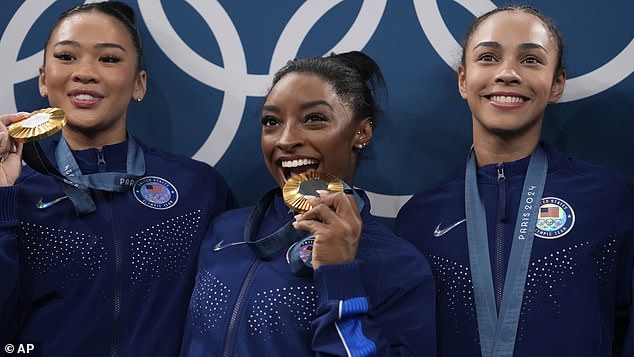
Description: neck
62,128,127,151
473,134,540,167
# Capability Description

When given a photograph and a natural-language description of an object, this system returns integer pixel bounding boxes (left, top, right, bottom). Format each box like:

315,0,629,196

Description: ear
548,68,566,103
354,117,373,149
457,65,467,100
132,70,147,101
38,66,47,97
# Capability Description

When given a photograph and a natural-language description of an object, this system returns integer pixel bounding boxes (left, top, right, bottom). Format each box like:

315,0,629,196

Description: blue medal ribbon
465,145,547,357
54,136,145,215
244,188,309,260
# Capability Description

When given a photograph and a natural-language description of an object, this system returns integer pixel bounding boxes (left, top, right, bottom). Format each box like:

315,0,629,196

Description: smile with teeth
489,95,526,103
281,158,318,168
73,94,98,100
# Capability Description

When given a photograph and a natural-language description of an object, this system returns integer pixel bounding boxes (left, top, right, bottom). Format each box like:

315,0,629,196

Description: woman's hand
0,113,26,186
292,190,362,270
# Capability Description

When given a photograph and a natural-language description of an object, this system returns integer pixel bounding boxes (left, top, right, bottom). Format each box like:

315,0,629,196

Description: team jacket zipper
495,163,507,313
222,258,262,357
96,149,124,357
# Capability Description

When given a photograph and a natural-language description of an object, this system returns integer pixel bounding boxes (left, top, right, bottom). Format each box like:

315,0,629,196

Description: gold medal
282,171,344,213
7,107,66,143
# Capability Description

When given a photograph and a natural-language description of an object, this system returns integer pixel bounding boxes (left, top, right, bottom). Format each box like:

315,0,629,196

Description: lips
488,95,526,103
484,93,529,108
68,90,104,108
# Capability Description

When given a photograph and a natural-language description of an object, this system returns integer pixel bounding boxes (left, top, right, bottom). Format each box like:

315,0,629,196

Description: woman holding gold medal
179,51,436,356
0,2,235,356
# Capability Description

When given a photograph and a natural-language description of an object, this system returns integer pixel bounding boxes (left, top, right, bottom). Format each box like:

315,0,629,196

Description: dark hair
43,1,144,70
268,51,387,127
460,5,564,73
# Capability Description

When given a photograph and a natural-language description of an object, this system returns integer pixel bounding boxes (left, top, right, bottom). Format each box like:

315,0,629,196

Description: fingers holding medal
1,108,65,186
286,172,362,270
0,112,27,185
7,108,65,143
1,114,20,153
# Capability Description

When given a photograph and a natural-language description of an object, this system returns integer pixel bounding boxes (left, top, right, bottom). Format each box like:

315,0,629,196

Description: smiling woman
40,1,146,150
395,5,634,357
180,51,436,356
0,2,235,356
261,71,370,191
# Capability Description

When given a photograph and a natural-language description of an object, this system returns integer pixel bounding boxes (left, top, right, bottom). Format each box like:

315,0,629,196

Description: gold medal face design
282,171,344,213
7,108,66,143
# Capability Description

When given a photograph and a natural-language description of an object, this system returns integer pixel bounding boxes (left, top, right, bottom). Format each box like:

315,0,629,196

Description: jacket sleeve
311,250,436,356
0,186,20,344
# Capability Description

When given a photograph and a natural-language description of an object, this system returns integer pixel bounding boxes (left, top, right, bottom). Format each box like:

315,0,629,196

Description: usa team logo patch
133,176,178,210
535,197,575,239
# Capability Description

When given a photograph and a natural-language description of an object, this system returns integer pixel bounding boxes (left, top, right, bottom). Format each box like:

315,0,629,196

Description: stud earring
136,96,143,102
41,91,47,98
356,142,366,149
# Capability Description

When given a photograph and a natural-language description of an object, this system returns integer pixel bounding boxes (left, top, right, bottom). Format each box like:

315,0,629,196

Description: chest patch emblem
535,197,575,239
133,176,178,210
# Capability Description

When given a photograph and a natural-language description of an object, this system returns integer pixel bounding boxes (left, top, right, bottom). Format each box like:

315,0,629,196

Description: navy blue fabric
244,188,308,260
181,191,437,356
394,142,634,357
0,138,236,356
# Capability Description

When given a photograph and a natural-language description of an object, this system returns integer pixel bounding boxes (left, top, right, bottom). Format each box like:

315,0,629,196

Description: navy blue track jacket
0,138,236,356
395,142,634,356
181,190,437,356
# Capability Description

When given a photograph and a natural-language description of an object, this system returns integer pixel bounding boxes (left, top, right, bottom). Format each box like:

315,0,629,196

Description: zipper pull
496,163,508,222
97,149,107,172
496,164,506,182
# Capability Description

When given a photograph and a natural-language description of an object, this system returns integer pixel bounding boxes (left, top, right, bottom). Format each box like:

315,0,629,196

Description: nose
276,122,302,152
72,59,99,83
494,61,521,85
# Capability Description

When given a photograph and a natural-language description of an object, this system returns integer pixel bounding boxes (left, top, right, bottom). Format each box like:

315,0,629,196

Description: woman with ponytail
180,51,436,356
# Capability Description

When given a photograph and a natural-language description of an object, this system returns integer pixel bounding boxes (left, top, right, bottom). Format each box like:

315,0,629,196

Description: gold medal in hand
282,171,344,213
7,108,66,143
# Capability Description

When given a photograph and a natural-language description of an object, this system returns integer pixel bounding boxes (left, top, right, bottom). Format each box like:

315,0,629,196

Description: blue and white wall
1,1,632,222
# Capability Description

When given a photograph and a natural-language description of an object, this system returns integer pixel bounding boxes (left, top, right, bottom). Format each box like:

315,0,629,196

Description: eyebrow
300,100,333,111
263,99,334,112
54,40,127,52
473,41,548,53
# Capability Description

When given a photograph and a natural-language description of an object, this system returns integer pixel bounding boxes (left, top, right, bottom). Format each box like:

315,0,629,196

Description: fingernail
303,195,317,200
315,190,329,196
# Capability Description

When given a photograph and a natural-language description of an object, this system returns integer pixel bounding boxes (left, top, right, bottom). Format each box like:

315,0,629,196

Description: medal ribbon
22,136,145,216
245,188,309,259
53,136,145,215
465,145,547,357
